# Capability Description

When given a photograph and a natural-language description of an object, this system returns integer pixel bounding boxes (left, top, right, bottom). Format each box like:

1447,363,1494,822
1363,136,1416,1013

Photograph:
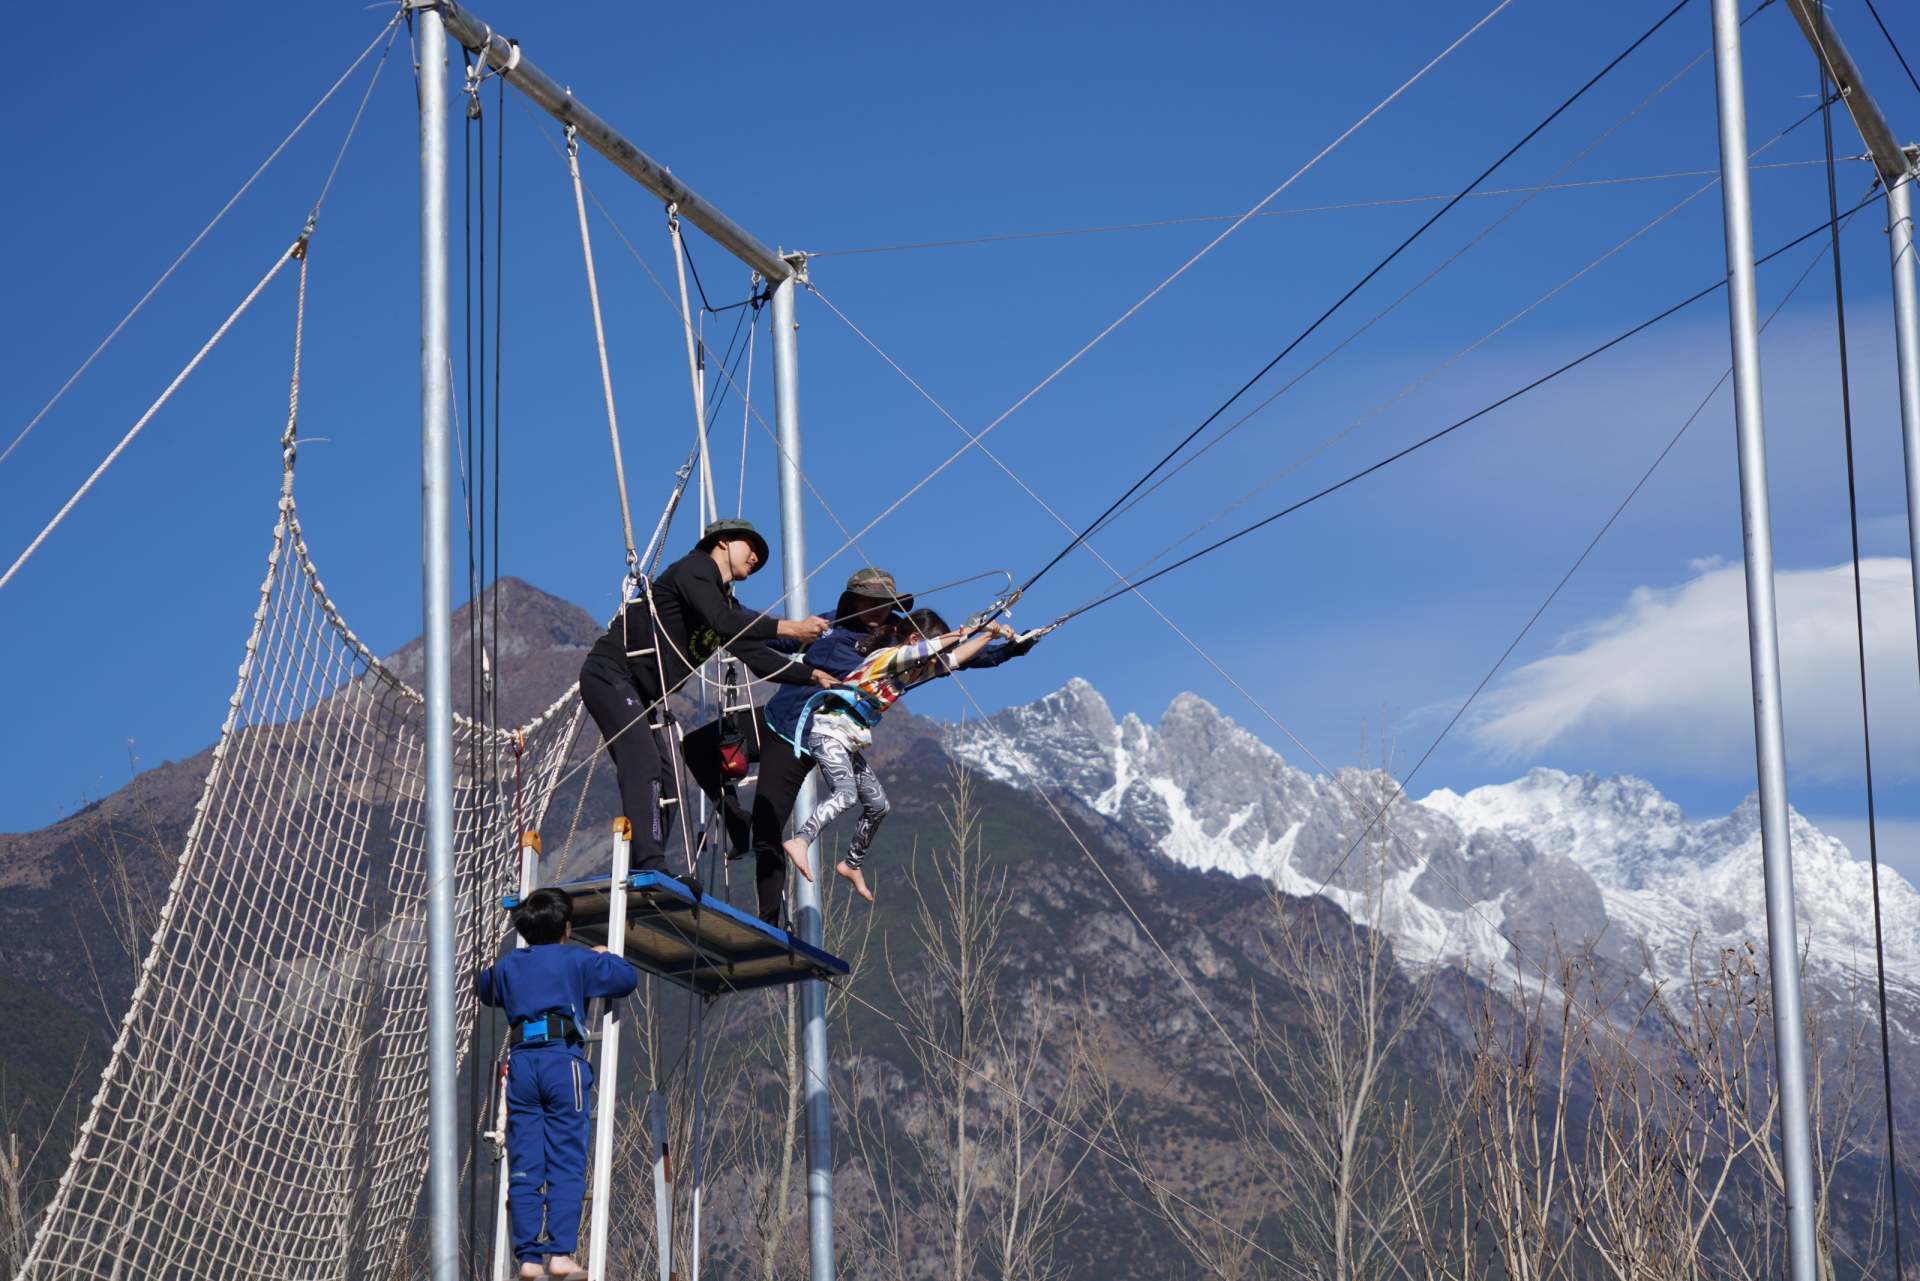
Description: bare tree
1250,756,1453,1281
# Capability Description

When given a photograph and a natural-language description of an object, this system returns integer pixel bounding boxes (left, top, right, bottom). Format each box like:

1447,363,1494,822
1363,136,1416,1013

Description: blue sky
7,0,1920,882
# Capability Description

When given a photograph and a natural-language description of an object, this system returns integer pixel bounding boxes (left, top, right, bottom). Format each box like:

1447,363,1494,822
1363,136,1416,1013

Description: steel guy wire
1044,190,1883,630
1861,0,1920,99
1295,200,1873,909
802,159,1834,258
1818,63,1905,1281
1100,93,1841,590
1011,0,1706,605
1,10,405,471
772,0,1522,578
1091,18,1802,553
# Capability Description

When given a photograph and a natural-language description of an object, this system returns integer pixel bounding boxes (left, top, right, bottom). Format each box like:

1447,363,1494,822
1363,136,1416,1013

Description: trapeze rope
566,124,640,570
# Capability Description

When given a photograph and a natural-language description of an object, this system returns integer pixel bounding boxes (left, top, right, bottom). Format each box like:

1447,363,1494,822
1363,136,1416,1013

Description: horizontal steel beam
436,0,794,281
1785,0,1913,185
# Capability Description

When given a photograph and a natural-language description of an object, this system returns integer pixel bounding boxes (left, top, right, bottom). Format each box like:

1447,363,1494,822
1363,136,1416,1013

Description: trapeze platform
503,871,850,996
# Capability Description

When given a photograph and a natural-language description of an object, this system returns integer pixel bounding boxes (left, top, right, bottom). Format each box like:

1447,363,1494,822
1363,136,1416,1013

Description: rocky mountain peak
385,577,600,727
946,680,1920,995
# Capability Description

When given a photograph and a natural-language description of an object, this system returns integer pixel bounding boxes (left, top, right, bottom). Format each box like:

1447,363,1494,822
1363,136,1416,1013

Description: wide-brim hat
840,567,913,613
696,518,770,569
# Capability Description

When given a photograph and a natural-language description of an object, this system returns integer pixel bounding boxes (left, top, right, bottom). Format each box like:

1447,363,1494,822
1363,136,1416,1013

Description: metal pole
415,5,460,1278
490,832,543,1281
1889,179,1920,685
647,1090,673,1281
587,819,633,1279
1708,4,1819,1278
437,0,790,282
769,266,836,1281
1784,0,1909,185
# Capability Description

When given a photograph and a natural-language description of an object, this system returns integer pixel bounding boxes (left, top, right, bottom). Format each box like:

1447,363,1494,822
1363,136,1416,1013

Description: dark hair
906,608,950,637
513,887,574,945
852,612,908,656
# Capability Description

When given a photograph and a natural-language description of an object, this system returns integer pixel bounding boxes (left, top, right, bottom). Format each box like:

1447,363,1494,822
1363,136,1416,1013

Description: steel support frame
1707,4,1819,1279
418,6,826,1277
414,5,460,1280
771,268,837,1281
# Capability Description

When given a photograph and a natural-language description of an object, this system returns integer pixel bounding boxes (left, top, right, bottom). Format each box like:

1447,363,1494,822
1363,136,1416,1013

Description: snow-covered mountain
946,679,1920,1004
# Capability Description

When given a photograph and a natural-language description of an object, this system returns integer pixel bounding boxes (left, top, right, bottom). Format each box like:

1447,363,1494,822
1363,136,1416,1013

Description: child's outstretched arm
941,621,1013,671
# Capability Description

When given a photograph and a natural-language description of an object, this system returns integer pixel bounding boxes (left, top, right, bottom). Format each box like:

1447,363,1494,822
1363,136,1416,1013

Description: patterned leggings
792,733,890,868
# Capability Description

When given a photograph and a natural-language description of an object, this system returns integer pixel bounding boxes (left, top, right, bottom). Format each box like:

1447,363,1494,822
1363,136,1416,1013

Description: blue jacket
764,626,1027,741
474,943,639,1053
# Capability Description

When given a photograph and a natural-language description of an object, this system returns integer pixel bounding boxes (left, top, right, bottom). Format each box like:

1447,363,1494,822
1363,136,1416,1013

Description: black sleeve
728,637,818,686
959,638,1036,670
681,556,781,644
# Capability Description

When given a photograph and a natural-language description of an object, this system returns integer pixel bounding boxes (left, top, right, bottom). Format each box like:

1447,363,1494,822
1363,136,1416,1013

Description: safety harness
508,1007,586,1049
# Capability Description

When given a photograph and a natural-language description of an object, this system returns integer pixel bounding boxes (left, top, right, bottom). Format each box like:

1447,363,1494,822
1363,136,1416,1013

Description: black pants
578,658,676,874
678,707,809,925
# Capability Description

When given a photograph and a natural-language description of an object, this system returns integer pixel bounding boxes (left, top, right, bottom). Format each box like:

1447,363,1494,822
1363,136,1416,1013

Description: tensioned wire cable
1818,59,1906,1281
1861,0,1920,99
0,11,404,471
1007,0,1702,607
1043,189,1881,631
1095,91,1838,589
1079,7,1801,562
803,160,1832,258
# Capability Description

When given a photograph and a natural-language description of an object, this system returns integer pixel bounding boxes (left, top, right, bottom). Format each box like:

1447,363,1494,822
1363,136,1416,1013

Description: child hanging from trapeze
781,607,1034,902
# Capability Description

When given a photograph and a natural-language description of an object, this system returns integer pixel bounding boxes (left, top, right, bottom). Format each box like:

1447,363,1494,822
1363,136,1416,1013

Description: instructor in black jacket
578,519,831,879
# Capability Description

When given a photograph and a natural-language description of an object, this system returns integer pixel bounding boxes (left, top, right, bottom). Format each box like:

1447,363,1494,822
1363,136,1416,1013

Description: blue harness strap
778,687,886,758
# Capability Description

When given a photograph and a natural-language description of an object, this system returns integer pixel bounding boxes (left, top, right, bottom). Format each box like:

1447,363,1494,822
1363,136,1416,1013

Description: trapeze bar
503,872,851,996
434,0,796,283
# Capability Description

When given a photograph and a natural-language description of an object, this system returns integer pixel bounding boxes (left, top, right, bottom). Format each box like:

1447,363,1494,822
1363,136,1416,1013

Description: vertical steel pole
491,832,543,1281
587,819,633,1279
1708,4,1819,1278
769,268,836,1281
416,5,460,1279
1888,177,1920,672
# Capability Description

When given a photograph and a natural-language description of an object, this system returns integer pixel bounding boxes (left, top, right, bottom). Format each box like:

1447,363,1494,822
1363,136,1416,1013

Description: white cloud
1474,558,1920,779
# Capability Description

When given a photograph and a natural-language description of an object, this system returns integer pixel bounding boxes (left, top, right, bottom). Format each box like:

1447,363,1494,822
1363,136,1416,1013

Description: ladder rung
724,702,756,713
625,648,656,658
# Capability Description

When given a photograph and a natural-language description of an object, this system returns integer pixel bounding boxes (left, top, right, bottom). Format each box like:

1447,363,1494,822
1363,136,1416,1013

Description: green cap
697,518,770,568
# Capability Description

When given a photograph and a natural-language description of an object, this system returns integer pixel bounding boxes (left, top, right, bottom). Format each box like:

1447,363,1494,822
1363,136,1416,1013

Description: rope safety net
20,252,582,1280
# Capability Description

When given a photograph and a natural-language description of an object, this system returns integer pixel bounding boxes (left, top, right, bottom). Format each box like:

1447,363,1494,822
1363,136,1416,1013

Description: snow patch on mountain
947,681,1920,999
1429,769,1920,991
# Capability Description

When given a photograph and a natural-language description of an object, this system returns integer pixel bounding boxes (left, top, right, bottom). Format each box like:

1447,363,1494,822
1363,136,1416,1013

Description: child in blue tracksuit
475,887,639,1280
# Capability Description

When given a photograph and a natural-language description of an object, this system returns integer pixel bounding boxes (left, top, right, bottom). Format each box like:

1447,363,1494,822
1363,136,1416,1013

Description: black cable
460,55,483,1267
1862,0,1920,100
1049,191,1881,627
480,70,509,1280
701,298,755,430
1820,60,1907,1281
1009,0,1702,602
679,225,715,313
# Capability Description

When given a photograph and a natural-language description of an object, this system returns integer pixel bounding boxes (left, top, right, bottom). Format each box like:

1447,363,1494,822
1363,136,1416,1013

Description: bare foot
782,836,814,883
547,1257,584,1280
835,860,874,903
516,1263,546,1281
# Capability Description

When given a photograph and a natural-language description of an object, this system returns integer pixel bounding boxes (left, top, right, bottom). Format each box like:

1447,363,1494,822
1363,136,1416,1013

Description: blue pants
506,1049,594,1262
